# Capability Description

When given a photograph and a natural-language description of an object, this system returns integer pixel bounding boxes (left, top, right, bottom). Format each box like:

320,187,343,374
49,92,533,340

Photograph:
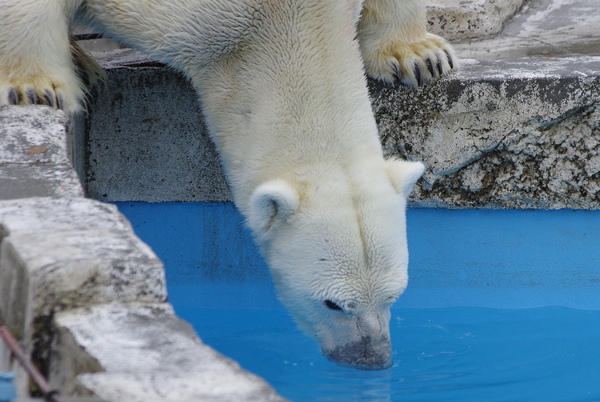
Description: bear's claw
26,89,36,105
7,89,18,105
444,50,455,70
0,78,83,113
361,33,459,87
413,64,423,87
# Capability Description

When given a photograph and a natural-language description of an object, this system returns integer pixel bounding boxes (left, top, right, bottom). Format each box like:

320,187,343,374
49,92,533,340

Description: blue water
114,202,600,401
174,305,600,402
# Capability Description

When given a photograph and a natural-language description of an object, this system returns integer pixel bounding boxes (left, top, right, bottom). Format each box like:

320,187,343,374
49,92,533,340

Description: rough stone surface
455,0,600,61
426,0,525,41
4,229,166,316
85,62,231,203
85,54,600,209
0,197,132,238
0,106,69,165
0,196,167,398
370,57,600,209
0,106,84,199
0,164,84,200
53,303,288,402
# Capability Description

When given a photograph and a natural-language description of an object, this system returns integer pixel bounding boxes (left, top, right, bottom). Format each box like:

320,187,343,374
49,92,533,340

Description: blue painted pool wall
115,202,600,310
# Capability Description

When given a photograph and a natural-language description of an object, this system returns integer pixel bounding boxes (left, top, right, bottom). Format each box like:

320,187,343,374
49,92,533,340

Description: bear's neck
190,0,385,215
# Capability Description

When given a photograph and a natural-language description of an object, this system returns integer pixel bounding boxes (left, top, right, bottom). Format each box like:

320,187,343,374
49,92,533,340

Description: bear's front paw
362,33,458,87
0,75,84,113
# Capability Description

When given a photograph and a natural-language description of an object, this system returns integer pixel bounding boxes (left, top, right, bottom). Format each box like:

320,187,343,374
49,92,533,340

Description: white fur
0,0,453,369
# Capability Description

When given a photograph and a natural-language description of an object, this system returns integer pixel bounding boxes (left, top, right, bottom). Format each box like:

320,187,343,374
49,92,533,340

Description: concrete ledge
371,56,600,209
0,106,84,200
426,0,525,41
52,303,286,402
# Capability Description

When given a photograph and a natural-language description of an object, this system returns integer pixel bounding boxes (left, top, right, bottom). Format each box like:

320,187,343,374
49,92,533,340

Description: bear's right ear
384,159,426,198
249,180,300,234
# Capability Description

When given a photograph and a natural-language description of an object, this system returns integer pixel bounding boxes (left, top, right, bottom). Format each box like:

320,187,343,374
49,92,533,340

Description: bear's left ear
384,159,426,198
249,179,300,234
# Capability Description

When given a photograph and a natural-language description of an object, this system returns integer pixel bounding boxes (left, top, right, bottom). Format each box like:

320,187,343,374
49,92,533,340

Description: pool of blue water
173,305,600,402
116,202,600,401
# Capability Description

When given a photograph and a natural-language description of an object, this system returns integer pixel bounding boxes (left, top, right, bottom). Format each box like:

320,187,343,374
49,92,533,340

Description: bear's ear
384,159,425,198
249,180,300,234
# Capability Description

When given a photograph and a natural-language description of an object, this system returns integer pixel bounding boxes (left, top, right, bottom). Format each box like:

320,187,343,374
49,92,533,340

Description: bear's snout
323,335,392,370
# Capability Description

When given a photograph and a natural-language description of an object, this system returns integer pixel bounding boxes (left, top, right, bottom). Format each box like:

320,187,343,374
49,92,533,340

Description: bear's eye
324,300,343,311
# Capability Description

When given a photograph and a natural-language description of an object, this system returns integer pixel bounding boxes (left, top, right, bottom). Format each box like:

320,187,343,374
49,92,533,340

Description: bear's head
247,159,424,370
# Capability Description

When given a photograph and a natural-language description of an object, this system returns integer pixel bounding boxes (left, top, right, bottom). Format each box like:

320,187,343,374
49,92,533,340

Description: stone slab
3,230,166,316
0,164,84,200
0,196,166,398
369,56,600,209
454,0,600,60
52,303,288,402
426,0,525,41
0,105,84,200
0,106,69,165
0,197,132,239
85,52,600,209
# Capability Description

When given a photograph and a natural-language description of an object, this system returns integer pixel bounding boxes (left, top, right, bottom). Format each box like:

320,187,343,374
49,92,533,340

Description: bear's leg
357,0,458,87
0,0,92,113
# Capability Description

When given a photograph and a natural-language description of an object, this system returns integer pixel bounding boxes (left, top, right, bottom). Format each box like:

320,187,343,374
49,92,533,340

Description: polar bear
0,0,457,369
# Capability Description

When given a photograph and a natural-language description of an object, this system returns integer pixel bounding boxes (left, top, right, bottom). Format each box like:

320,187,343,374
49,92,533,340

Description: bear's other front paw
0,75,84,113
362,33,458,87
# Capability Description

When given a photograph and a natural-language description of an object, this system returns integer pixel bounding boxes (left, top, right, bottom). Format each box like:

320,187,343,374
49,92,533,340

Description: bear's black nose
323,335,392,370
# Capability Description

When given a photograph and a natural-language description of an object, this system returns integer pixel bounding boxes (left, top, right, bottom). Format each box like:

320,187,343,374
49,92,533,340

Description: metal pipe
0,320,61,402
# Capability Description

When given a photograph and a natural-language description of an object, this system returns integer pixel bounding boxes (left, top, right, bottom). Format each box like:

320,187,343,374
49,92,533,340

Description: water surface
174,305,600,402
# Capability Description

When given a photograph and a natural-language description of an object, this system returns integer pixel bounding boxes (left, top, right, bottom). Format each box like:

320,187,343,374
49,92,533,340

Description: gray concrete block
85,63,231,202
0,106,69,165
52,303,288,402
0,196,166,398
370,57,600,209
0,197,132,238
454,0,600,61
85,53,600,209
0,228,166,353
0,105,84,200
426,0,525,41
4,230,166,316
0,164,84,200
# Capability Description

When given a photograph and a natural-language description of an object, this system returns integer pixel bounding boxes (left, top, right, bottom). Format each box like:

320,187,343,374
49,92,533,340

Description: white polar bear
0,0,457,369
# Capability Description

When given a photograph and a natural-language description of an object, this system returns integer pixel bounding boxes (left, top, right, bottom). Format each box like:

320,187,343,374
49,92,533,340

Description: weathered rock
455,0,600,61
0,106,69,165
52,303,289,402
0,196,166,397
0,106,84,199
426,0,525,41
0,197,132,237
370,57,600,209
